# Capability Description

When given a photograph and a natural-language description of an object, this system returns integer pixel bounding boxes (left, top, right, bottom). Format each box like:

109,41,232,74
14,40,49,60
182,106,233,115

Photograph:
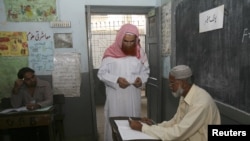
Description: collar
182,84,196,105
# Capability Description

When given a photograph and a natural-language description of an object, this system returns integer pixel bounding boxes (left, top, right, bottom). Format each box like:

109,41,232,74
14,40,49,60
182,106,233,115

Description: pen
151,119,156,125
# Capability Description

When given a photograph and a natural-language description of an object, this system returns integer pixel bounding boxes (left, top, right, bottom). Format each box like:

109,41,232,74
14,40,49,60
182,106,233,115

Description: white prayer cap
170,65,192,79
125,32,136,35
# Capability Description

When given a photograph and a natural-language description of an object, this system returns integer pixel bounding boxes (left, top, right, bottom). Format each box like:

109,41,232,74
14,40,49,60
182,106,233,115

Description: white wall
84,0,156,6
0,0,159,74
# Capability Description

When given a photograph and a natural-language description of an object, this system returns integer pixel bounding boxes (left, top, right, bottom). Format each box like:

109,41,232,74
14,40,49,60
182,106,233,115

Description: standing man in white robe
98,23,150,141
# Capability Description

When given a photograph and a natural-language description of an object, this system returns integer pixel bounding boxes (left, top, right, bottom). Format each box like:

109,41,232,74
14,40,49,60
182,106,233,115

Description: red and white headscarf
102,23,148,65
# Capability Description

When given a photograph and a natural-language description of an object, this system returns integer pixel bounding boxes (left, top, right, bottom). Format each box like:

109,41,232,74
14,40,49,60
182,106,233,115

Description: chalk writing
242,28,250,43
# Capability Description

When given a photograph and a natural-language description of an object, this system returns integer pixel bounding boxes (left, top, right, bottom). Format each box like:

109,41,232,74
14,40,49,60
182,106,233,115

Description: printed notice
52,52,81,97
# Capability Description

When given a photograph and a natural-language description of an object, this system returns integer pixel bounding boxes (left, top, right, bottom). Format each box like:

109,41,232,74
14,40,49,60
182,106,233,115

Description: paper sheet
114,120,158,140
0,105,52,114
0,106,28,113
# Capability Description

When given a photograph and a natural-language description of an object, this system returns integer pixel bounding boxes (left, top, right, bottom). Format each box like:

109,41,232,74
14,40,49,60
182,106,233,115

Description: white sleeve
97,58,119,89
138,63,150,84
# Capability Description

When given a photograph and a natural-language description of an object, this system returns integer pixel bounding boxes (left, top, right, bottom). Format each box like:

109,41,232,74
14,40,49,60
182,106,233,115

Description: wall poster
3,0,57,22
161,1,172,56
54,33,73,48
28,41,54,72
0,31,28,56
52,52,81,97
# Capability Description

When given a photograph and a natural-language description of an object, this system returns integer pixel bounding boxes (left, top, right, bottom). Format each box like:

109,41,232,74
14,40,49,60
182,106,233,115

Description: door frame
146,7,163,122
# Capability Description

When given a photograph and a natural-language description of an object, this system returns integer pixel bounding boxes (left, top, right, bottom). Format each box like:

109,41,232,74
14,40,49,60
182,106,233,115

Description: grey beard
172,86,184,98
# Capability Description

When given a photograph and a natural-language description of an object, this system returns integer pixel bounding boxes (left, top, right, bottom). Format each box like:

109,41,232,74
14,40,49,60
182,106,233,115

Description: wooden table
109,116,161,141
0,106,54,141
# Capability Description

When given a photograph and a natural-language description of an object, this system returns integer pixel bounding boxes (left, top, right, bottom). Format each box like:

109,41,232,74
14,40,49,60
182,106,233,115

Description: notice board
175,0,250,113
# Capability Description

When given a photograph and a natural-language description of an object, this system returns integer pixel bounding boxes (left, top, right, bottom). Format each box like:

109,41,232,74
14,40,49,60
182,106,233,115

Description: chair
53,94,65,141
0,97,12,109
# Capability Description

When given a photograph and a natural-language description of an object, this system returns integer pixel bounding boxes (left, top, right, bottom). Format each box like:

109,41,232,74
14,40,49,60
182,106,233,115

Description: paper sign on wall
52,52,81,97
199,5,224,33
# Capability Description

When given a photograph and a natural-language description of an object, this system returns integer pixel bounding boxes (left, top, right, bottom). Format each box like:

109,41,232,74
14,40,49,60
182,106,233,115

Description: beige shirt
142,84,221,141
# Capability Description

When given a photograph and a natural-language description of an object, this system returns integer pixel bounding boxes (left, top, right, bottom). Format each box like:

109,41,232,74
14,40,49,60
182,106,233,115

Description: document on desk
35,105,52,111
114,120,158,140
0,106,28,113
0,105,52,114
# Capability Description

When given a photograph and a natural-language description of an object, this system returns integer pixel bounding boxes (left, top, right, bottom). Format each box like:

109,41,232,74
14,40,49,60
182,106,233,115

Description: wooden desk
109,116,161,141
0,106,54,141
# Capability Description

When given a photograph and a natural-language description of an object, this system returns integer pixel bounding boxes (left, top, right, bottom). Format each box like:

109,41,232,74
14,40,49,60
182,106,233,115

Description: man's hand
117,77,130,89
12,79,24,94
133,77,142,88
140,117,156,125
26,103,41,111
129,119,142,131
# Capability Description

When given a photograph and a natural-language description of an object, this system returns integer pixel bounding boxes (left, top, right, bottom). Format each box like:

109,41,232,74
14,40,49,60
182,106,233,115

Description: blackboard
175,0,250,113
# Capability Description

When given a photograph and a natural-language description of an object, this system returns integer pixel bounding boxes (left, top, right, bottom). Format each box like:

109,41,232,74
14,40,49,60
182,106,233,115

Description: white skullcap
170,65,192,79
125,32,135,35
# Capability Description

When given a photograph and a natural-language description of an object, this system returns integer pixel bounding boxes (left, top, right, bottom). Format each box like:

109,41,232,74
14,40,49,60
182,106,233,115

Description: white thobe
98,56,150,141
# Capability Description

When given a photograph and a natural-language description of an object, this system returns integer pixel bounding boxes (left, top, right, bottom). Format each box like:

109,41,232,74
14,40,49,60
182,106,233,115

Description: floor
96,91,147,141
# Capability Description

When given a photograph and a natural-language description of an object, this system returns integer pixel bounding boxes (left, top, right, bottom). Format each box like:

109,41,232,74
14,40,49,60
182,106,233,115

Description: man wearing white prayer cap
170,64,192,79
129,64,221,141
